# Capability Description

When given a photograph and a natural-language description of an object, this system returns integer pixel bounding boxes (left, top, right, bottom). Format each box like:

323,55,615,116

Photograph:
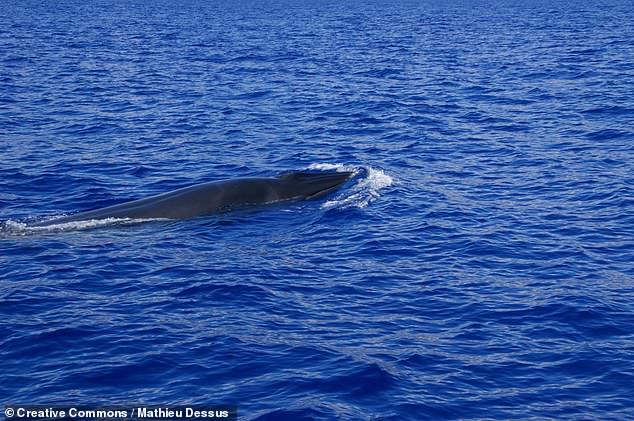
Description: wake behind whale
30,170,353,229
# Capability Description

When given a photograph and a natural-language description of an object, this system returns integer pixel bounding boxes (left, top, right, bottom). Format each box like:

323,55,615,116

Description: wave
308,163,394,209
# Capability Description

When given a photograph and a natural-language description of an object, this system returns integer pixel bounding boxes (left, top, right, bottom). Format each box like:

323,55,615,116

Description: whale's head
278,170,353,200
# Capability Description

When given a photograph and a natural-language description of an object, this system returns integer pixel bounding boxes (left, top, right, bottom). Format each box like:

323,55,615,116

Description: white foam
308,163,394,210
31,217,134,231
3,220,29,232
2,216,168,235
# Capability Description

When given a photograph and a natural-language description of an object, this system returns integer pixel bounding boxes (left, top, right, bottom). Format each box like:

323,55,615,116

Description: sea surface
2,0,634,419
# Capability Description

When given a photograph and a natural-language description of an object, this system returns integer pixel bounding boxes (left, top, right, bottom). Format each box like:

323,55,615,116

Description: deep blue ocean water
2,0,634,419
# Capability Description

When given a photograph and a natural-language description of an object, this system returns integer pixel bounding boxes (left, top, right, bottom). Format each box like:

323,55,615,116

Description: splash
308,163,394,209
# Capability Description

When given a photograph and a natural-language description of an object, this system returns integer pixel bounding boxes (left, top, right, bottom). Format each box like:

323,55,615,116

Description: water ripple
2,0,634,419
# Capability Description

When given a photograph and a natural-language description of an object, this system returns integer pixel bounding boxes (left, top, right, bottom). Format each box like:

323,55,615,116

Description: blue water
2,0,634,419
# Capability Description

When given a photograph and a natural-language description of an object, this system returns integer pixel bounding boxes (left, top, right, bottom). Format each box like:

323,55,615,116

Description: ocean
1,0,634,419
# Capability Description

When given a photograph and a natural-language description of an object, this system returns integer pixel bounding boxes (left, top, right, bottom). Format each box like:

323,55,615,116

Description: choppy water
2,0,634,419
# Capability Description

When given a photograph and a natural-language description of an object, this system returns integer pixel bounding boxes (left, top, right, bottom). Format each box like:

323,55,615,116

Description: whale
32,170,353,227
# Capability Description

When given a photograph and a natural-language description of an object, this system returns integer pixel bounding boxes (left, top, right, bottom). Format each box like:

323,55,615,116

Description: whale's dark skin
32,170,353,227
